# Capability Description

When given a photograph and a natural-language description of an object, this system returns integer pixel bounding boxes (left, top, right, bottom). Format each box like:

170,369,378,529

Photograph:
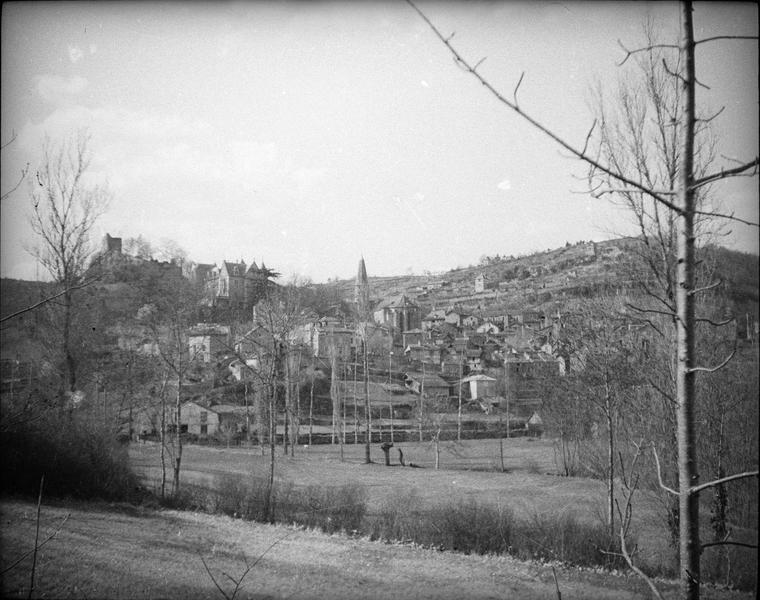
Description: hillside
2,237,757,360
328,238,759,318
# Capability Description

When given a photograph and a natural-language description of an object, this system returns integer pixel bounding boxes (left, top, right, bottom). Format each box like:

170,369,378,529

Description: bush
277,483,367,534
517,511,626,569
0,409,138,501
203,474,367,535
366,492,628,571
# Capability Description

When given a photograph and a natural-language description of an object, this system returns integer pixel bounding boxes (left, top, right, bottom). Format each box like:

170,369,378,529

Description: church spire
355,256,370,318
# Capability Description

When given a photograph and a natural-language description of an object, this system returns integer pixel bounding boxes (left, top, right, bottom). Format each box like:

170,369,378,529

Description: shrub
278,484,367,534
516,511,626,569
205,474,367,535
0,409,138,501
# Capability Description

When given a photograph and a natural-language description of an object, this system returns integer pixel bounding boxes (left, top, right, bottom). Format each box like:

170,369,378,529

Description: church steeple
354,256,370,318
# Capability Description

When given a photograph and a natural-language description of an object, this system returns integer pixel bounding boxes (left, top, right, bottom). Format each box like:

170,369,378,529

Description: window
200,424,208,435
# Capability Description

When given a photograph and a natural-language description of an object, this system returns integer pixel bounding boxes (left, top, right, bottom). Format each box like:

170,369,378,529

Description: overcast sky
1,1,757,283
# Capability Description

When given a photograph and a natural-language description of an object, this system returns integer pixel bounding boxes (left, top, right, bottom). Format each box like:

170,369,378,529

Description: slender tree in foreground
408,2,758,597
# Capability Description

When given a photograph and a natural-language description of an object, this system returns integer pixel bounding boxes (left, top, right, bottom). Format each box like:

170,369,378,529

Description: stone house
188,323,231,363
401,328,425,348
404,371,451,400
461,373,497,400
296,318,355,362
422,309,446,331
178,401,253,436
406,343,444,365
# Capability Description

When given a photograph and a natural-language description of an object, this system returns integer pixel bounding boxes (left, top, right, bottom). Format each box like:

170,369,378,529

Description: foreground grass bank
129,440,757,591
1,500,751,600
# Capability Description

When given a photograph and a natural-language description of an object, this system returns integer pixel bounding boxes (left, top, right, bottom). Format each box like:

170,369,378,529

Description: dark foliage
1,411,138,501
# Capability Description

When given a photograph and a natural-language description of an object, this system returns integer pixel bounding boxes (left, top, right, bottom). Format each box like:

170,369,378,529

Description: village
95,231,566,446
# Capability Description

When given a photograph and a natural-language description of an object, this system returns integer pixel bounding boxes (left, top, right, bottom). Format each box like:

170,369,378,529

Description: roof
188,323,230,337
222,261,246,277
460,374,496,383
404,371,451,388
356,257,368,284
208,404,255,415
423,309,446,321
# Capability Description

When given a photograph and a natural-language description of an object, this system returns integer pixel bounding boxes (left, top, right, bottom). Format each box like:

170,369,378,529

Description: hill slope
1,500,751,600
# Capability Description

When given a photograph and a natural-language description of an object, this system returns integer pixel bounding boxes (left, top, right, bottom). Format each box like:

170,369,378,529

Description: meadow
129,438,676,572
2,437,755,599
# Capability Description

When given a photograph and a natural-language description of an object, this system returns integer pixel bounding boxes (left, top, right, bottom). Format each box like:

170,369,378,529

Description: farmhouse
178,401,253,436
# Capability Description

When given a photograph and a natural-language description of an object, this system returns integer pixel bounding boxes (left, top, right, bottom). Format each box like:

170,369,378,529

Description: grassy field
129,438,676,572
1,499,752,600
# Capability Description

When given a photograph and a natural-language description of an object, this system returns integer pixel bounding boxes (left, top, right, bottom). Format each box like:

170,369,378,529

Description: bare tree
1,130,29,202
408,2,758,597
549,299,640,540
28,130,110,395
136,274,200,497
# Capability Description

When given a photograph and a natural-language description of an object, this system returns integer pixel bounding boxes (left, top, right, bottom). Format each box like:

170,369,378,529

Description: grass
2,499,751,600
128,438,756,592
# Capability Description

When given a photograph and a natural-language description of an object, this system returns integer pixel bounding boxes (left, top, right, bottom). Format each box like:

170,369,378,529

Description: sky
1,1,758,284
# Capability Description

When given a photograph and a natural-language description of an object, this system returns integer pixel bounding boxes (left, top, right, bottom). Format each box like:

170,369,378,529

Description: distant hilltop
325,237,759,319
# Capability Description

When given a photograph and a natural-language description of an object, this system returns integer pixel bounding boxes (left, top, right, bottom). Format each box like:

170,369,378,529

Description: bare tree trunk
266,380,276,523
331,351,338,445
434,433,440,470
293,347,302,452
364,336,371,463
160,387,167,500
283,351,290,456
309,357,315,446
457,352,463,441
418,363,425,443
172,363,183,497
607,396,615,541
63,289,76,394
353,363,358,444
254,383,266,455
676,4,700,596
499,436,505,472
244,381,251,446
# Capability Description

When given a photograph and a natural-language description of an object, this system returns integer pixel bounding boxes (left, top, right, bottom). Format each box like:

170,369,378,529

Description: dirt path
1,500,751,600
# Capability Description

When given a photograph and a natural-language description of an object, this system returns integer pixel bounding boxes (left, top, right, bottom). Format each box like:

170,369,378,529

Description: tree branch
687,347,735,373
692,157,760,189
651,443,679,496
688,280,722,296
616,39,679,66
405,0,680,213
0,275,103,324
701,540,757,551
689,470,759,496
1,163,29,202
692,210,759,228
694,35,759,46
